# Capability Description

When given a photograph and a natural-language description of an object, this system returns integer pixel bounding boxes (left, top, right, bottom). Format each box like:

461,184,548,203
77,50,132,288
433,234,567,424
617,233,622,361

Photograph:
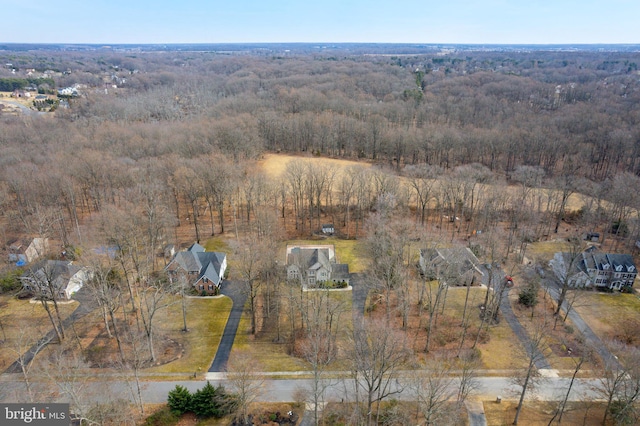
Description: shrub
518,282,539,308
0,269,23,294
167,385,191,415
190,381,237,419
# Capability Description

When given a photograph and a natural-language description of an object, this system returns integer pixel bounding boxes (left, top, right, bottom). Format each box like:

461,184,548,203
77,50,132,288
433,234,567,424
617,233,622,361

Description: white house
20,260,91,300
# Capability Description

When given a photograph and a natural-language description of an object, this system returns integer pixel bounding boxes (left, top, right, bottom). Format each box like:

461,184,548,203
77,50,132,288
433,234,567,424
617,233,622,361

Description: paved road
208,280,247,372
0,374,604,405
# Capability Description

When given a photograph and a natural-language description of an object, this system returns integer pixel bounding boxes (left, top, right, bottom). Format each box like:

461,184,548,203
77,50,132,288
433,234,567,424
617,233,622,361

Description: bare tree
347,317,411,426
512,319,549,425
597,342,640,426
7,326,52,402
299,290,345,426
409,354,458,426
226,350,266,425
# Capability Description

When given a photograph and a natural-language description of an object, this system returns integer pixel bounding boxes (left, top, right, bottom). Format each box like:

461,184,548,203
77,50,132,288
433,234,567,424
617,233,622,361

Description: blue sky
3,0,638,44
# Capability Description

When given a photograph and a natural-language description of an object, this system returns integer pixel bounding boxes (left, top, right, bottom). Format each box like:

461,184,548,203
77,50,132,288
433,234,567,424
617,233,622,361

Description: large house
550,247,637,290
419,247,484,286
286,245,350,288
20,260,91,300
165,243,227,293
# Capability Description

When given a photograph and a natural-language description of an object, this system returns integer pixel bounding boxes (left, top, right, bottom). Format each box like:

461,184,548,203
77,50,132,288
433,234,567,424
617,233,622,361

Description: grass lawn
286,237,367,273
0,295,78,371
202,236,231,254
146,296,232,374
483,400,607,426
231,284,354,373
571,290,640,341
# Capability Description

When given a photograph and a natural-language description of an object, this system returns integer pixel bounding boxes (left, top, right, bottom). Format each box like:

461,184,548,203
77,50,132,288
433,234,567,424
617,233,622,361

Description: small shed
584,232,600,242
321,224,335,235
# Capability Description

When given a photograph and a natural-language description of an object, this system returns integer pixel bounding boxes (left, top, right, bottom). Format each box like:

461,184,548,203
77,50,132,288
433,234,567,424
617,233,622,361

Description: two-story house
165,243,227,294
286,245,350,288
550,246,637,290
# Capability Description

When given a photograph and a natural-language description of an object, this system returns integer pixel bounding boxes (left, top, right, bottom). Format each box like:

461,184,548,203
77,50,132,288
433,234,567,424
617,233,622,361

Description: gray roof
288,248,332,270
166,243,226,285
23,260,82,292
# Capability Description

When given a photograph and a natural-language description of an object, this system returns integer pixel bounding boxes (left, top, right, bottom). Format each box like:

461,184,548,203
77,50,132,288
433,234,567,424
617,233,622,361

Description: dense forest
1,45,640,252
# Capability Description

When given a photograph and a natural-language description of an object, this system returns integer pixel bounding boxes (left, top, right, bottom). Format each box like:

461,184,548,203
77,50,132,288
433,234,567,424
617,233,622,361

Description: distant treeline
0,77,55,91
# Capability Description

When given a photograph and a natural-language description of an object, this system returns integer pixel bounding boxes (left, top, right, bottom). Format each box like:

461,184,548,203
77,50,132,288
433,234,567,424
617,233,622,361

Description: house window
208,284,213,291
309,270,315,276
199,285,204,290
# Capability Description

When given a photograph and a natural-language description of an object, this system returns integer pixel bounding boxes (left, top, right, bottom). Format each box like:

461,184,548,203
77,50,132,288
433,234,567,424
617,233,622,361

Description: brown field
571,290,640,344
259,153,372,179
483,400,609,426
0,295,78,371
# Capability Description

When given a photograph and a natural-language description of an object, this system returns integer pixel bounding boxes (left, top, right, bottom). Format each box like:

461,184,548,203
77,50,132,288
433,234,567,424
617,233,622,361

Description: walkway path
208,280,247,372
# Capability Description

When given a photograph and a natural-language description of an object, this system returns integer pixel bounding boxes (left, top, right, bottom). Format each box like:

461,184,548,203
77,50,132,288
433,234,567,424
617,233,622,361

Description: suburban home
8,237,49,265
165,243,227,293
550,246,637,290
20,260,91,300
419,247,484,286
286,245,350,288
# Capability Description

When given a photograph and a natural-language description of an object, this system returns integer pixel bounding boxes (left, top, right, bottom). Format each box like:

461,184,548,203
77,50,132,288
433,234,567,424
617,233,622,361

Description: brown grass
483,400,608,426
259,153,371,179
0,295,78,370
572,290,640,344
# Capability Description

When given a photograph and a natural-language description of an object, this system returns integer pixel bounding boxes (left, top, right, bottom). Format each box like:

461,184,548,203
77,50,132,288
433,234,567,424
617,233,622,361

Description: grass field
146,296,233,374
0,295,78,371
571,290,640,342
483,400,607,426
259,153,371,180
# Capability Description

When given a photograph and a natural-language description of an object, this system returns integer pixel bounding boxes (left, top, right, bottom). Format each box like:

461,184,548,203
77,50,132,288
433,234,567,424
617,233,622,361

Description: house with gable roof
286,245,350,288
20,259,91,300
165,242,227,294
419,246,484,286
550,246,637,290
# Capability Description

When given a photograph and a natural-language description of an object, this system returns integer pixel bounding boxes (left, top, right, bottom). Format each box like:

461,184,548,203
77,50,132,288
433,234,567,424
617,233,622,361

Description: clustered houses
550,246,637,290
20,260,92,300
165,243,227,294
286,245,350,289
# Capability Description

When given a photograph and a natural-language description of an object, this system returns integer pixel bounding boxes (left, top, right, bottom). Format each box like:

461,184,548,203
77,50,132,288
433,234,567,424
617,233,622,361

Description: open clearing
483,400,608,425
